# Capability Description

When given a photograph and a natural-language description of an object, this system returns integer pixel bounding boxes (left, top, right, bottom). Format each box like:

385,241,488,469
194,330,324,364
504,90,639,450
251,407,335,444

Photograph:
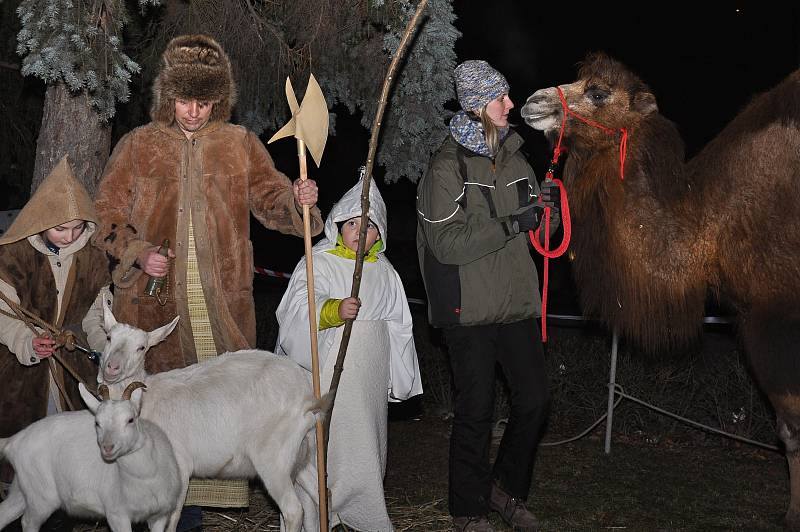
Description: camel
521,52,800,528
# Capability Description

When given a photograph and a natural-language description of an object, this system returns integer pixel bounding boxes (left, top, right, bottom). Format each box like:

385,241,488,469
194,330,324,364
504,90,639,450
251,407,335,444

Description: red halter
528,86,628,341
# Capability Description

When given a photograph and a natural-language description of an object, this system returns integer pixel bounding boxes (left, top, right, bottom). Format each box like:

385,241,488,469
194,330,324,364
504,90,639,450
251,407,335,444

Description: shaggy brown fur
150,34,237,125
0,240,110,438
522,52,800,528
93,120,323,374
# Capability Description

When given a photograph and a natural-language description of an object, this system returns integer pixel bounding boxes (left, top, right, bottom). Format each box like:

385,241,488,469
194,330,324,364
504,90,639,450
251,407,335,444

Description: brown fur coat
94,120,323,373
0,239,109,437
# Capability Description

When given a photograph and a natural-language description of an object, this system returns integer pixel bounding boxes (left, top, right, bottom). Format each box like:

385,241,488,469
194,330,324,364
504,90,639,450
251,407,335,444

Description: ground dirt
199,416,790,531
16,405,788,532
5,280,789,532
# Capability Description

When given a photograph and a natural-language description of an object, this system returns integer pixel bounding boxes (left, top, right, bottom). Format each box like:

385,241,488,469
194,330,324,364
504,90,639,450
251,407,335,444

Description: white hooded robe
276,178,422,531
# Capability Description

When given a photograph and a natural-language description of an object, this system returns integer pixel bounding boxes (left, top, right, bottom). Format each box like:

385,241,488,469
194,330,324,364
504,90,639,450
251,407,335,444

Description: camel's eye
585,86,610,105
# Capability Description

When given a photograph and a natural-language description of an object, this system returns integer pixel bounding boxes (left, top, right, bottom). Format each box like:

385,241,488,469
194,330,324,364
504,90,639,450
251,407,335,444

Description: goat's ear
130,387,145,413
147,315,180,347
103,303,118,332
79,382,100,414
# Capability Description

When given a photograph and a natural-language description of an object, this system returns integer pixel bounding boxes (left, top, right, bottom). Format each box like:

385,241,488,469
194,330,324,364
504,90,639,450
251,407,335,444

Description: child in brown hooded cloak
0,155,111,489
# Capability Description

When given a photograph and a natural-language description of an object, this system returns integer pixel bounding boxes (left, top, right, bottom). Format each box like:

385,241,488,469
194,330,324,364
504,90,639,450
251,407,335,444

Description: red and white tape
253,266,292,279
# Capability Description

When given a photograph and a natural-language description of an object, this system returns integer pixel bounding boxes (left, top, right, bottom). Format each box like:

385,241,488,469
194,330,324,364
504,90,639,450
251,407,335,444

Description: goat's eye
106,335,110,342
137,346,145,351
128,418,134,424
95,421,100,428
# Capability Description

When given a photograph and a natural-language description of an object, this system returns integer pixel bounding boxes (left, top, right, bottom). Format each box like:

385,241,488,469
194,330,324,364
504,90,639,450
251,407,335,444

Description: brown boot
452,515,496,532
489,482,539,531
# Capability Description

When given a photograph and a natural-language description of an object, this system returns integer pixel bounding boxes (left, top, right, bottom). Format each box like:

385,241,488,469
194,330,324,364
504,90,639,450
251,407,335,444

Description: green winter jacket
416,131,557,327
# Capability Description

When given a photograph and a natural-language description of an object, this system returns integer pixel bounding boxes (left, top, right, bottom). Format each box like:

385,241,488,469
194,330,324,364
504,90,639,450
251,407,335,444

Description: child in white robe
276,178,423,531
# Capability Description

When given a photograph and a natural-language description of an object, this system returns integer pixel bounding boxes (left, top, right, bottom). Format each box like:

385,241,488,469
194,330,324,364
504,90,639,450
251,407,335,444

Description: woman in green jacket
416,60,559,532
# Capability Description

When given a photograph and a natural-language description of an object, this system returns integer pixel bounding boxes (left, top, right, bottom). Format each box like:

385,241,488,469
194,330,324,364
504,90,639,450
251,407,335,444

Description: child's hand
32,334,56,358
338,297,361,320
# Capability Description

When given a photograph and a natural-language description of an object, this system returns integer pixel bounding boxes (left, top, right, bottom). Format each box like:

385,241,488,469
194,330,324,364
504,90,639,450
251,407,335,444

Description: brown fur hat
150,34,237,125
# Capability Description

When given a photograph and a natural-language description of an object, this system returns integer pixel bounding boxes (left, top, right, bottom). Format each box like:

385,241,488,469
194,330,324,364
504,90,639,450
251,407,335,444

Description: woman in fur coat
276,178,423,531
0,156,110,489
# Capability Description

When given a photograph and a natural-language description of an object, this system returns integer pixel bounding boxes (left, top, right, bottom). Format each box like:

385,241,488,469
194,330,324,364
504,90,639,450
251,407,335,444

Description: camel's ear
632,91,658,115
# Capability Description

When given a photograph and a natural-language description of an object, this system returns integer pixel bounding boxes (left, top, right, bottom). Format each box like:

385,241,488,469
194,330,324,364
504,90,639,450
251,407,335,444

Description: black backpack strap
456,146,497,218
456,147,469,210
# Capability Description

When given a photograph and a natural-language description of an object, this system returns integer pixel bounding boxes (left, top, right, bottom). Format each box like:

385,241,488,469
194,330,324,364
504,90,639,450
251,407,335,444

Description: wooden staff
268,73,329,530
325,0,429,423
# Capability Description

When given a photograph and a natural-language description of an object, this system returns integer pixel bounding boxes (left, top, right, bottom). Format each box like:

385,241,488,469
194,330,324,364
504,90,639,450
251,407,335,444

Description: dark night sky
455,1,799,160
259,2,800,303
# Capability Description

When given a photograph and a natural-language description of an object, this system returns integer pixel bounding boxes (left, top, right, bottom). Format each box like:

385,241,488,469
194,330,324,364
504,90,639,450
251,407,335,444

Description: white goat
0,382,182,532
97,306,326,532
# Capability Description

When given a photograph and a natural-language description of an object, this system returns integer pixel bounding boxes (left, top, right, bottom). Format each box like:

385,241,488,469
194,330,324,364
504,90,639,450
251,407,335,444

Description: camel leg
787,451,800,531
743,313,800,529
770,394,800,530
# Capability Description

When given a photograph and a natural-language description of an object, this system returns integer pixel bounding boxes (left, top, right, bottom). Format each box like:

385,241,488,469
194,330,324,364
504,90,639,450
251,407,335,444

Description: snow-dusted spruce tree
124,0,459,184
16,0,160,195
16,0,458,194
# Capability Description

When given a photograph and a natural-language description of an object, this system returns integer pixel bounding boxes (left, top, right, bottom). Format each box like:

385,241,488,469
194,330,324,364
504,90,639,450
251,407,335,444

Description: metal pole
604,328,619,454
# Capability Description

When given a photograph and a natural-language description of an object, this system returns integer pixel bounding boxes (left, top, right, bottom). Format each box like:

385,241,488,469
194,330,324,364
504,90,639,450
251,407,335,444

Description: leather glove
539,180,560,210
509,203,544,233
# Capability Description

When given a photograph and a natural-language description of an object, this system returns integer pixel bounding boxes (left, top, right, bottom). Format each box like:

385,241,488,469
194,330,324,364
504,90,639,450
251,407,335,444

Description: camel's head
521,52,659,143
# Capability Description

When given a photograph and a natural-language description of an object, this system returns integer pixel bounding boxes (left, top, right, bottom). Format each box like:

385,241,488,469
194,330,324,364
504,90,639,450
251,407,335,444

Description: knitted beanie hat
150,34,237,125
454,60,510,112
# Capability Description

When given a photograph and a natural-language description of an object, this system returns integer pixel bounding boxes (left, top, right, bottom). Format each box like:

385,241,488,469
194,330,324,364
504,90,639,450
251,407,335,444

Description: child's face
341,217,380,253
43,219,87,248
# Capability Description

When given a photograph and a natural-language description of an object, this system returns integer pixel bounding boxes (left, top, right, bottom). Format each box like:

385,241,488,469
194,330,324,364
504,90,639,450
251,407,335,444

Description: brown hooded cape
0,156,110,438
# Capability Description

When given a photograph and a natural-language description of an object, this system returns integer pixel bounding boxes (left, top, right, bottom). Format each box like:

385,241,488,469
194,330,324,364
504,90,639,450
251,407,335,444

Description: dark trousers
443,318,549,517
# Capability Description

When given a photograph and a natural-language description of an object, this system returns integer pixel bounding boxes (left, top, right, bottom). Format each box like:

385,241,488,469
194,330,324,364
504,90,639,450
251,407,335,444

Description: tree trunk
31,83,111,198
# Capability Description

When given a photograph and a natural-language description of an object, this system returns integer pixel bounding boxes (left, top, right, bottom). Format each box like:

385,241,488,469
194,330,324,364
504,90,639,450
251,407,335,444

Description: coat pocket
422,246,461,327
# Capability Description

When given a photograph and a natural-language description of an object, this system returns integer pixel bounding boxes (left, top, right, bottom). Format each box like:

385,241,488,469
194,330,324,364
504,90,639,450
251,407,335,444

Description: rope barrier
253,263,772,452
494,383,778,451
612,384,780,451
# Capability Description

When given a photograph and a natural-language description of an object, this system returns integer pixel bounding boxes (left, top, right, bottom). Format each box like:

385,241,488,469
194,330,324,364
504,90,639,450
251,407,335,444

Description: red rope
528,87,627,341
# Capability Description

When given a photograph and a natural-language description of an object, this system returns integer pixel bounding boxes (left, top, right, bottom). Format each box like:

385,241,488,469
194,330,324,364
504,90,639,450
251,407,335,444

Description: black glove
509,203,544,233
539,179,560,210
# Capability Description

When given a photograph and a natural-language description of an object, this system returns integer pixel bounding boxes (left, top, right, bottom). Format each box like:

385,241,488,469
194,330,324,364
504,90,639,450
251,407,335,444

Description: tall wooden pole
296,137,329,531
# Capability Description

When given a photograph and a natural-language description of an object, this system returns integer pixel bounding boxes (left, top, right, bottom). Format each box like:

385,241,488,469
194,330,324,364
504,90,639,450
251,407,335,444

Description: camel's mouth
521,110,551,126
521,104,561,132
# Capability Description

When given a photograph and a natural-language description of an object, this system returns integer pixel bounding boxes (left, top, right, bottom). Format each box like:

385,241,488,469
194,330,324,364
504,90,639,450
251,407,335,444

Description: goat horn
121,381,147,401
98,384,110,401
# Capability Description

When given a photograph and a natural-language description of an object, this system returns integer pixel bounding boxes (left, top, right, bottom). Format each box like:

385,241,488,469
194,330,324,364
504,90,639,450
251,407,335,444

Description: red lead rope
527,87,628,342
